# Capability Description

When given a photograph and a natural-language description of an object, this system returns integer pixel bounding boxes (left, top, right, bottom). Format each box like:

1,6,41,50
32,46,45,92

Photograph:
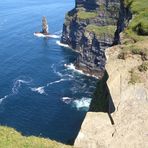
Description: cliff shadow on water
89,71,115,125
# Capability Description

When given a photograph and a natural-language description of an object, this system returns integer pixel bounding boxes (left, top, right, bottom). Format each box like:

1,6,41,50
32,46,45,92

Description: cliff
60,0,148,147
61,0,126,78
74,43,148,147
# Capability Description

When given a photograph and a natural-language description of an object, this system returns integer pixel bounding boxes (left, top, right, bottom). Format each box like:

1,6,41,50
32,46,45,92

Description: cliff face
61,0,129,78
74,44,148,148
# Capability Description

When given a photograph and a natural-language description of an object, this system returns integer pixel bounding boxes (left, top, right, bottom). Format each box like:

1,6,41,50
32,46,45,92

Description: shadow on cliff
89,71,115,125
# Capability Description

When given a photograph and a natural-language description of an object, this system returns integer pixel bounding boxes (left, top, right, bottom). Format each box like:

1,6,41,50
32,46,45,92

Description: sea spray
56,41,70,48
34,33,60,39
31,86,46,95
61,97,92,111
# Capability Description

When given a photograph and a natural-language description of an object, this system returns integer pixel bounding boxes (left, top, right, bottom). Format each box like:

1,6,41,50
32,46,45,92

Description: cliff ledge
74,43,148,148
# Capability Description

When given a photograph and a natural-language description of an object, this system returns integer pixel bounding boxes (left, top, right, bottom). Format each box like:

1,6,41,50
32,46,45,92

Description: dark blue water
0,0,97,144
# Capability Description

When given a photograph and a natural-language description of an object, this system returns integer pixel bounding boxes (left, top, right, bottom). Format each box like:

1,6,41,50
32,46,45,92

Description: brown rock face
42,16,49,35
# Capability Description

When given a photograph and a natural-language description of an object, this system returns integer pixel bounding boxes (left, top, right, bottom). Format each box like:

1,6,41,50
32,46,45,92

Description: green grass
77,10,98,19
86,25,116,38
124,0,148,40
0,126,72,148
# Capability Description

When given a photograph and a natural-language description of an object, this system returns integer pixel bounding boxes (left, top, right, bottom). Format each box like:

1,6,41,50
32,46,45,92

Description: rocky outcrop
61,0,125,78
74,45,148,148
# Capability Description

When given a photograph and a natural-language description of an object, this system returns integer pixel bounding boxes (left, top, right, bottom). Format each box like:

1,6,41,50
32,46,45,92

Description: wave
31,86,46,95
47,78,68,86
12,79,31,94
0,77,32,105
73,97,92,110
51,64,63,77
61,97,73,104
61,96,92,111
0,95,9,104
65,63,98,79
34,33,60,39
56,41,70,48
64,63,85,75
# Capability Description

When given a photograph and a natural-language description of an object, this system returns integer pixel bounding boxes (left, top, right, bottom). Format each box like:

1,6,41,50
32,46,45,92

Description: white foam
47,79,67,86
51,64,64,77
12,79,31,94
56,41,70,48
73,97,92,110
64,63,98,79
31,86,46,95
0,95,9,104
49,34,60,39
62,97,73,104
34,33,60,38
64,63,84,75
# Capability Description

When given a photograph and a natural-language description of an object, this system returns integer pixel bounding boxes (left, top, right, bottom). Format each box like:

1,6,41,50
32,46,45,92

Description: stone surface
74,46,148,148
61,0,125,78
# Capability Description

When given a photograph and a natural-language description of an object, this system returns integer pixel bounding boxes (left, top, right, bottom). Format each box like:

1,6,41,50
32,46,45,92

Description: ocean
0,0,97,144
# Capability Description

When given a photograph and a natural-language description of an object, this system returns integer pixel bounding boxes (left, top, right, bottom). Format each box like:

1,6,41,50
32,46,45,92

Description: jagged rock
61,0,130,78
42,16,49,35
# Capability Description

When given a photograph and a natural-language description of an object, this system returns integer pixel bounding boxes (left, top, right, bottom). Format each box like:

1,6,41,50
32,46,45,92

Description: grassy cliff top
124,0,148,40
0,126,72,148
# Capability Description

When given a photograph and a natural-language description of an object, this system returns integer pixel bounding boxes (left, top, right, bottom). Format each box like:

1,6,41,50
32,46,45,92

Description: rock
74,46,148,148
61,0,131,78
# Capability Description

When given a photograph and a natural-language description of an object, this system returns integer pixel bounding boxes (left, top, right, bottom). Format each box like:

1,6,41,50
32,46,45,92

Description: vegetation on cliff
124,0,148,40
77,10,97,19
117,0,148,85
0,126,72,148
86,25,116,38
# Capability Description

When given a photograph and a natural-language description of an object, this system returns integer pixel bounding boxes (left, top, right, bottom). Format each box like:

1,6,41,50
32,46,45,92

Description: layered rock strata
61,0,123,78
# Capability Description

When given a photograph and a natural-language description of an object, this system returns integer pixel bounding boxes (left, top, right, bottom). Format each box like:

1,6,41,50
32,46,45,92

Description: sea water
0,0,97,144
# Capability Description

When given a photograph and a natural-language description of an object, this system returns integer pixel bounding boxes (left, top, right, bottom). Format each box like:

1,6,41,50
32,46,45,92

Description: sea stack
41,16,49,35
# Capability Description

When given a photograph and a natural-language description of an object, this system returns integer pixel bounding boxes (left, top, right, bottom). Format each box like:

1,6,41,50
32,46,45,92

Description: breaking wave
34,33,60,38
64,63,84,75
56,41,70,48
31,86,46,95
65,63,98,79
47,78,69,86
61,96,92,111
51,64,74,78
61,97,73,104
73,97,92,110
0,95,9,104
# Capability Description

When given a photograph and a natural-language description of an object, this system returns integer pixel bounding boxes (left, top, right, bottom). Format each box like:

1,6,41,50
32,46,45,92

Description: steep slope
61,0,123,78
73,0,148,147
